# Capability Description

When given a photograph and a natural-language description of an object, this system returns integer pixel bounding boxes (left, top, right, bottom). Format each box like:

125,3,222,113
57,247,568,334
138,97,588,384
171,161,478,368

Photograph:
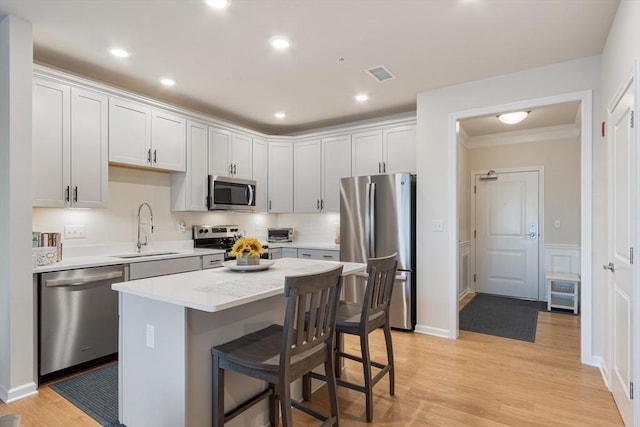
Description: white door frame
470,166,545,300
449,90,593,365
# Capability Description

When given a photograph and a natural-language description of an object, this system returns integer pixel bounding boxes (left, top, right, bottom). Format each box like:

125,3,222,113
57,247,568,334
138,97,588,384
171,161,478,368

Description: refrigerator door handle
368,182,376,258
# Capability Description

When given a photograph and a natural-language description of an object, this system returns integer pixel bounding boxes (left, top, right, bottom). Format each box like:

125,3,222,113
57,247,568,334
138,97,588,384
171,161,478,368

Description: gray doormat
50,364,125,427
459,294,540,342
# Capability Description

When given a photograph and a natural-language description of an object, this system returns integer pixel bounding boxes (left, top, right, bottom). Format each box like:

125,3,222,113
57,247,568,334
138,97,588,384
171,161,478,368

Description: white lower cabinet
128,256,203,280
297,248,339,261
33,77,108,208
282,248,298,258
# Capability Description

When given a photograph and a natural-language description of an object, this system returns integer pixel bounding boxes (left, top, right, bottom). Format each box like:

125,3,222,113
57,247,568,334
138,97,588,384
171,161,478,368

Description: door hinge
631,110,635,129
474,230,476,238
630,382,634,399
473,274,476,283
631,247,635,265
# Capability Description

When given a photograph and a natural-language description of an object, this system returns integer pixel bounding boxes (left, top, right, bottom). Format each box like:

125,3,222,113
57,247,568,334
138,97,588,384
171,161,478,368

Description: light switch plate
64,225,85,239
432,219,444,232
554,219,561,228
146,324,155,349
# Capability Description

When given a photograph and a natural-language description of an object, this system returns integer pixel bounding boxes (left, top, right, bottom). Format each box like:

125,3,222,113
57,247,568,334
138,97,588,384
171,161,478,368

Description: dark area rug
459,294,541,342
50,363,125,427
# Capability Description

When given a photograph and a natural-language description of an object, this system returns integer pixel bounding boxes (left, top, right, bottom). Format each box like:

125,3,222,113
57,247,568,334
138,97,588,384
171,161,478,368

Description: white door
607,76,635,427
475,170,539,299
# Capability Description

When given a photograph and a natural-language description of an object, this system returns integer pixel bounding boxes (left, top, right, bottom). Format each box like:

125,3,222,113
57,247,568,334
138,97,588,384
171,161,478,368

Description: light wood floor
1,296,623,426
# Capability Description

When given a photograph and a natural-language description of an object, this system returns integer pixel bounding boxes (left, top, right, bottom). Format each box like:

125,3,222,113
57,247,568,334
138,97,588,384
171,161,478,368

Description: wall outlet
146,324,155,349
431,219,444,232
64,225,85,239
554,219,561,228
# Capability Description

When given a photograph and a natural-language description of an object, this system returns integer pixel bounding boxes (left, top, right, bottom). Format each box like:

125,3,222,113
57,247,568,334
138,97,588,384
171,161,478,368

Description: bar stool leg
334,331,342,378
279,382,293,427
383,322,395,396
268,383,278,426
212,355,225,427
360,332,374,422
325,351,340,426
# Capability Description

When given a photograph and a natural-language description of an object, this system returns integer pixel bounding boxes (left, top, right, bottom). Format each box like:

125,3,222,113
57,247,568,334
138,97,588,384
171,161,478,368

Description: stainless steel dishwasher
39,264,124,379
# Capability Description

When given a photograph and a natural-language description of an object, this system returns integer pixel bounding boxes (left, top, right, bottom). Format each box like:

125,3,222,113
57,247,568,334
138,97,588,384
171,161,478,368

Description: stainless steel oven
208,175,256,211
193,225,269,260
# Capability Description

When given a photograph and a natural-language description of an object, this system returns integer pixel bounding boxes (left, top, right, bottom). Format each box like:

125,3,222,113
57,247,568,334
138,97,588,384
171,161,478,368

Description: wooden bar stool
211,265,344,427
305,253,398,422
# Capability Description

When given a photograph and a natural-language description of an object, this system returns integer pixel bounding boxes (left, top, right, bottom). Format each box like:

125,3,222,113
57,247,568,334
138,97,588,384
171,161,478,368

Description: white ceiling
0,0,619,134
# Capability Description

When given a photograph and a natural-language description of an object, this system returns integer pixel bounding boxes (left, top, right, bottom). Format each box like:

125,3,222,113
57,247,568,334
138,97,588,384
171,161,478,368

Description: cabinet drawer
282,248,298,258
202,254,224,269
129,256,201,280
297,249,339,261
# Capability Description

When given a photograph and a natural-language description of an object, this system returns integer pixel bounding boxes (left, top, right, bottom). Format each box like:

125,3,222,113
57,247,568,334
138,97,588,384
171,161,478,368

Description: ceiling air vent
366,65,395,82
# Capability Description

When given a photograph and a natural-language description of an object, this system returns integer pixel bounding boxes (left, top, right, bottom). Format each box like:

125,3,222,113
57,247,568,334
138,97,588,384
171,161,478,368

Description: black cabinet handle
65,185,70,202
153,149,157,164
73,186,78,203
147,148,151,163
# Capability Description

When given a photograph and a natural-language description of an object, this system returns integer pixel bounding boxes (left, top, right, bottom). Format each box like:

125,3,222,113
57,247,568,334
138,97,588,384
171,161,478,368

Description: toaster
267,228,293,242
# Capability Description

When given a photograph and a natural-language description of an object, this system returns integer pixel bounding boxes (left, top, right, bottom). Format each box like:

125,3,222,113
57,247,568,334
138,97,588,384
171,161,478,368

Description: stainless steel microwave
208,175,256,211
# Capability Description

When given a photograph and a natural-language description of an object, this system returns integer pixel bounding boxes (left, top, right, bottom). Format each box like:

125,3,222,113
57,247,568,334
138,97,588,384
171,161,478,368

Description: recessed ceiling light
271,38,290,50
205,0,230,8
355,94,369,102
110,48,129,58
274,112,286,119
160,78,176,86
498,111,528,124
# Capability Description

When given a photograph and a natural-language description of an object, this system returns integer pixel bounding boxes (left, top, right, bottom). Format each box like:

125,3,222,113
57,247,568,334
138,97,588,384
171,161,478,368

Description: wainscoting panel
459,241,471,298
542,243,580,300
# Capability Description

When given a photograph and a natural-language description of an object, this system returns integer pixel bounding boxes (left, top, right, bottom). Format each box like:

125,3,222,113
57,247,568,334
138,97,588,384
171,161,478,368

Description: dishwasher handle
45,270,123,287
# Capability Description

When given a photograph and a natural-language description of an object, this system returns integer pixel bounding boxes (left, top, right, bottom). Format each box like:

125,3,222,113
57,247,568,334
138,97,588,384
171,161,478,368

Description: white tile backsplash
33,166,339,249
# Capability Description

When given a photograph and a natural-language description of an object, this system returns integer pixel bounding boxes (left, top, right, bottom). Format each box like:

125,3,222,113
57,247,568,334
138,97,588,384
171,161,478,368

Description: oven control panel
193,225,241,239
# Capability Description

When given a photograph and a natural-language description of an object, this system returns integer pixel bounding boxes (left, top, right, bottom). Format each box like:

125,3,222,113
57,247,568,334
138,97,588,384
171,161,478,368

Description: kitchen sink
111,251,180,259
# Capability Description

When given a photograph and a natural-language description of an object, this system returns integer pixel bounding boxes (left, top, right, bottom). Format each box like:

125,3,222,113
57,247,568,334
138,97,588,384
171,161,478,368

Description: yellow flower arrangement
230,237,264,258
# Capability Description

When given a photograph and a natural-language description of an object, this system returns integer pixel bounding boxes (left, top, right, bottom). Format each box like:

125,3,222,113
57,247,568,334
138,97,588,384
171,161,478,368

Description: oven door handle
45,271,123,287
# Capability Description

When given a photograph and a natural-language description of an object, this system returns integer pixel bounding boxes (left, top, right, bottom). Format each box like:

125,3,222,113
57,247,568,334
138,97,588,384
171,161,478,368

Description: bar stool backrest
360,253,398,328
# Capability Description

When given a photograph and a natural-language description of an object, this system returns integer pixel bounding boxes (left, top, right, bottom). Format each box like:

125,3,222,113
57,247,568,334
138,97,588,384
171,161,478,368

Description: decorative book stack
32,231,62,266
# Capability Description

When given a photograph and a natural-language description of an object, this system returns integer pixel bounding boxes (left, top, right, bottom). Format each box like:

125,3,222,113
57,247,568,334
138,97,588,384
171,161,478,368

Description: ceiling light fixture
271,38,290,50
498,111,528,124
355,94,369,102
205,0,230,9
160,78,176,86
274,112,286,119
110,48,129,58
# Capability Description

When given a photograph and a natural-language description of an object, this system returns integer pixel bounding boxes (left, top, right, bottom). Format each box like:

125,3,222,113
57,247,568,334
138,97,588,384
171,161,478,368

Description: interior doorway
452,92,591,363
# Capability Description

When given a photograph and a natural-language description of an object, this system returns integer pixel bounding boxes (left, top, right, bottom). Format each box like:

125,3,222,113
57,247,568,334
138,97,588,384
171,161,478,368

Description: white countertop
112,257,365,313
33,248,225,273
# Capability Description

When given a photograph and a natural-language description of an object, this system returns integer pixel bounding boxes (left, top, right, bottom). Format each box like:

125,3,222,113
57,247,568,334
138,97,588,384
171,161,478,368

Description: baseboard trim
593,356,611,389
415,324,451,338
0,381,38,403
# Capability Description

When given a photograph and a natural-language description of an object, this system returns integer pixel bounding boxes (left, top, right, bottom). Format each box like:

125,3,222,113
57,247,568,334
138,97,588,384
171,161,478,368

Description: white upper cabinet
352,130,384,176
351,124,416,176
208,127,252,179
252,137,268,212
383,124,416,174
268,140,293,213
151,109,187,172
109,97,152,168
109,98,186,172
294,139,322,213
33,78,108,208
171,120,209,211
322,135,351,212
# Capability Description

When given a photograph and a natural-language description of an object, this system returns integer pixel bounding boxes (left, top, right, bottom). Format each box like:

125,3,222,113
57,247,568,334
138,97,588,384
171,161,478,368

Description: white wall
415,56,602,345
0,14,36,403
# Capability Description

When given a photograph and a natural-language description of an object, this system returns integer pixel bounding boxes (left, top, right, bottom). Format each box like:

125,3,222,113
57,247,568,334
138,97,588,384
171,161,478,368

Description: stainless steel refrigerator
340,173,416,330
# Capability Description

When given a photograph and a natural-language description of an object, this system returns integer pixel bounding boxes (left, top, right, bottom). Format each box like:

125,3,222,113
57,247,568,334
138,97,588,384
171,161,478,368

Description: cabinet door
282,248,298,258
352,130,383,176
33,78,70,207
384,124,416,174
231,133,253,179
171,120,208,211
70,87,108,208
109,97,151,168
151,109,186,172
268,141,293,212
294,139,321,212
208,127,232,177
322,135,351,212
252,137,269,212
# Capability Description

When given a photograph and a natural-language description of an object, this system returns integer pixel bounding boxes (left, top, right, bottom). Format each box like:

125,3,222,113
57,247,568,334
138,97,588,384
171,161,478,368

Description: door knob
603,262,615,272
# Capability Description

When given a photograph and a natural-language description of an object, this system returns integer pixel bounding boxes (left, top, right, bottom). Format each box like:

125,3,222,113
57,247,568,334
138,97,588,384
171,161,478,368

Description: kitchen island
112,257,365,427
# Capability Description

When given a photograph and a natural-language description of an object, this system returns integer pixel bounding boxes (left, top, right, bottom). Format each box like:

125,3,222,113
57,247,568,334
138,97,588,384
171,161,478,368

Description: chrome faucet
136,202,154,252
